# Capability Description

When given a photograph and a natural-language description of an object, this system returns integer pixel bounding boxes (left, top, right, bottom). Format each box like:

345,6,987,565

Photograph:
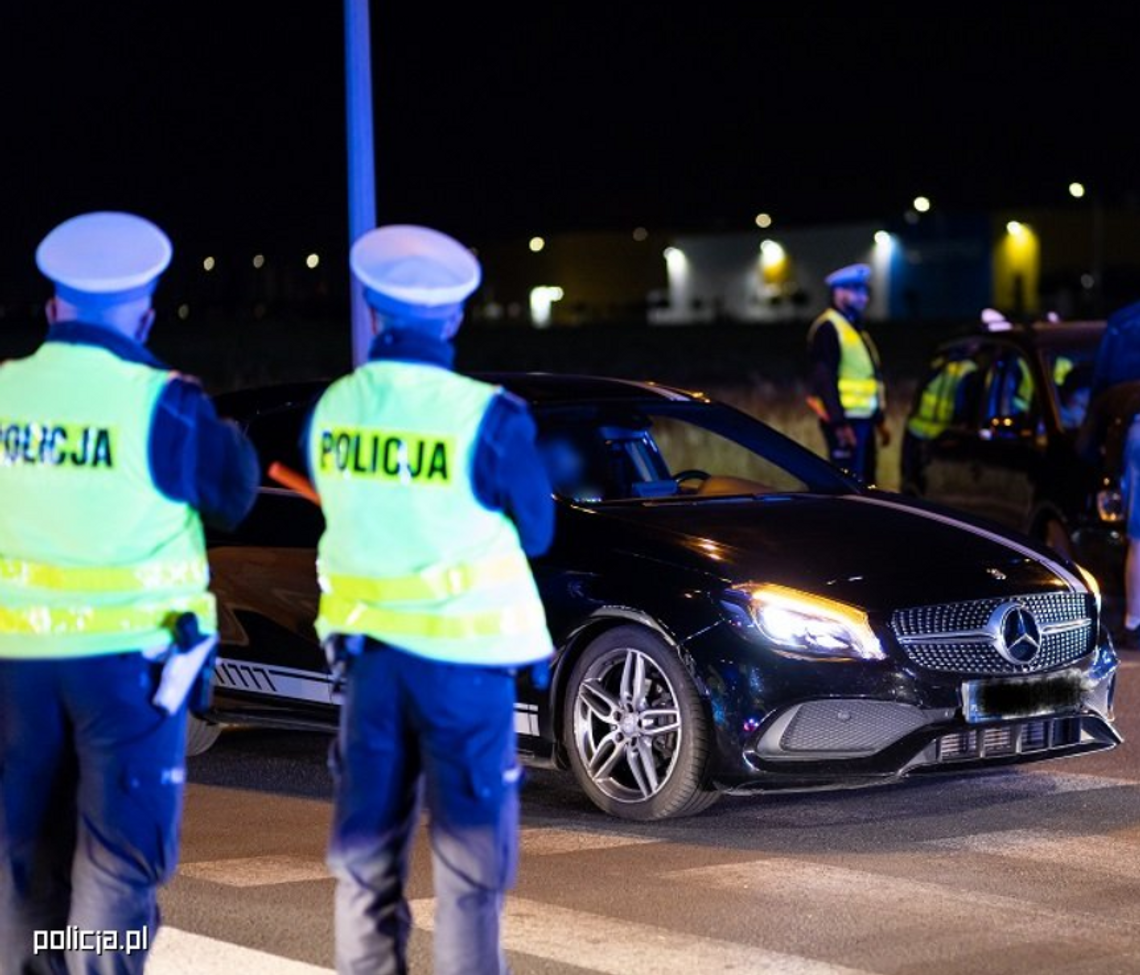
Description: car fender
547,605,714,758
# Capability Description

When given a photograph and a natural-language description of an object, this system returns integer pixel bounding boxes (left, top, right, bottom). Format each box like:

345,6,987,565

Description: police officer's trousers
821,418,877,484
0,654,187,975
327,643,520,975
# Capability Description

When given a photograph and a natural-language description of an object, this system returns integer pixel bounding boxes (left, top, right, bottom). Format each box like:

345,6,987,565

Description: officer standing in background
0,212,259,973
311,225,554,974
806,263,889,482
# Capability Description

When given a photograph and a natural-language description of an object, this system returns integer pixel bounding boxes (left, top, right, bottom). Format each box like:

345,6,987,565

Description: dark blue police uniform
0,323,258,975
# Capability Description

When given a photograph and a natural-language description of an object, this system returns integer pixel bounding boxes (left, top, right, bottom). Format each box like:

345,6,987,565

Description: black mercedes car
197,374,1119,820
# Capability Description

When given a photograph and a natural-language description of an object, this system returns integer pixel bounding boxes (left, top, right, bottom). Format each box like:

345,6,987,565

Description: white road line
148,927,332,974
520,826,663,856
412,896,876,975
926,828,1140,879
1015,770,1137,794
178,828,660,890
178,854,331,887
664,857,1140,940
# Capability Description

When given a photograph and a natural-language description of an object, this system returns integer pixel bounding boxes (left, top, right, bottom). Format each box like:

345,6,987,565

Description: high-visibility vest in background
906,358,979,440
309,360,551,667
0,341,215,659
809,309,886,420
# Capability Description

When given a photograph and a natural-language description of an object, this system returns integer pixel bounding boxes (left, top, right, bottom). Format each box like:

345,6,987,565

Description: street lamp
913,196,931,213
1068,181,1086,199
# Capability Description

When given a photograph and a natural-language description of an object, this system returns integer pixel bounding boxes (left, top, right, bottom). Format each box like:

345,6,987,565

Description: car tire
563,625,720,820
185,714,222,756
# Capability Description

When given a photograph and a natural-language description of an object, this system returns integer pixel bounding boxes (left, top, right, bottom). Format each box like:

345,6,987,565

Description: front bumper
695,625,1120,793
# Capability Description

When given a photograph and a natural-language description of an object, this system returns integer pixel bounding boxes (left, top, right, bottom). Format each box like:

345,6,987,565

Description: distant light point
874,230,891,246
252,254,266,269
913,196,931,213
528,236,546,253
1069,181,1086,199
754,212,772,229
202,256,216,272
632,227,648,242
305,253,320,269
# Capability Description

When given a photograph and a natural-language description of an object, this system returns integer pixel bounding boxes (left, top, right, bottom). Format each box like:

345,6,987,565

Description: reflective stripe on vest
318,595,547,641
320,551,533,604
310,361,552,667
0,342,215,659
810,309,884,419
0,594,216,645
0,556,209,592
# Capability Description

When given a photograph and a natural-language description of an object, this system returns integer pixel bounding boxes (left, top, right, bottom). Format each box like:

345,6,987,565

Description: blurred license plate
962,669,1083,724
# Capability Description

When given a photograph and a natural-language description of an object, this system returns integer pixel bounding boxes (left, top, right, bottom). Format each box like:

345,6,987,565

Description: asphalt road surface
148,657,1140,975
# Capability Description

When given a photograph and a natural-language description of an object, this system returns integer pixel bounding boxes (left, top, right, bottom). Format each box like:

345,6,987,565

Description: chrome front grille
891,592,1094,676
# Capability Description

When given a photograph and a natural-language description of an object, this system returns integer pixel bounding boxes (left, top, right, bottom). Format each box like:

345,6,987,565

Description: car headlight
726,583,885,661
1076,563,1102,613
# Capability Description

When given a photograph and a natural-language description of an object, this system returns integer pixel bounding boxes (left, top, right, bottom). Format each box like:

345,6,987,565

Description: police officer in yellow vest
806,262,889,482
0,212,259,973
312,225,554,974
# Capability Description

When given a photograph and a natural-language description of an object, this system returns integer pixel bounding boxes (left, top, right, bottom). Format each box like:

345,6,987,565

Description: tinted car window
649,415,808,494
536,402,850,502
245,404,313,485
1048,350,1096,431
987,353,1038,426
907,349,988,439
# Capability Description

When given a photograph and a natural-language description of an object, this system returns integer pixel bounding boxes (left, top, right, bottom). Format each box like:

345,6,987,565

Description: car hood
580,491,1089,614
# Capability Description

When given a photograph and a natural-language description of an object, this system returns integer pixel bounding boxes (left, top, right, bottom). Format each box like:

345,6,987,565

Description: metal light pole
345,0,377,366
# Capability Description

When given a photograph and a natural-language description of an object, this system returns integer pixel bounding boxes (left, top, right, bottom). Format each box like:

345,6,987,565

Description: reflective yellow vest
0,342,215,659
309,361,551,666
809,309,885,420
906,359,978,440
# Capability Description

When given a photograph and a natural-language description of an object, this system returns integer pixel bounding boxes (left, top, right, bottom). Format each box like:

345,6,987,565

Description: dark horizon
4,3,1139,280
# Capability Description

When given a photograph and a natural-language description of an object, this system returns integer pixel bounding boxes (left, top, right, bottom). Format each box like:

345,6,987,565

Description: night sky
3,3,1138,275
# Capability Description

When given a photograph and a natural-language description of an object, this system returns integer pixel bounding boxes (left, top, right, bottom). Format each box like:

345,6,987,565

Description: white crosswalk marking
1016,770,1137,794
520,826,663,856
412,896,876,975
177,828,661,888
178,854,331,887
927,828,1140,878
664,857,1140,941
149,927,333,974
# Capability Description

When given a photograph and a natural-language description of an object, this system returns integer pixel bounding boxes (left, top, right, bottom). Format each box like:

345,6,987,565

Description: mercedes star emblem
994,603,1042,664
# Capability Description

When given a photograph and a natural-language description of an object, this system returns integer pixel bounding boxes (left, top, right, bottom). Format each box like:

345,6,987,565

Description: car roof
938,319,1104,355
213,372,709,421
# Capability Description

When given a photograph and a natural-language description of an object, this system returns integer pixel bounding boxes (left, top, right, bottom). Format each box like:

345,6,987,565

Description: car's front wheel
563,625,720,820
185,714,222,756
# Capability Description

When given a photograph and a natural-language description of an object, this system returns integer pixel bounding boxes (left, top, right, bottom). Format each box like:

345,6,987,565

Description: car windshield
534,401,855,503
1046,347,1097,431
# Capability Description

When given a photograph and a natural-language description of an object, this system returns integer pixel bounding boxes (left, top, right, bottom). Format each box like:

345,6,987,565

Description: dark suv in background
901,318,1137,618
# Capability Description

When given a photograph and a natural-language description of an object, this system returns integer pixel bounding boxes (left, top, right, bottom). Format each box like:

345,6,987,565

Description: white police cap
36,212,172,303
350,225,481,313
825,263,872,289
